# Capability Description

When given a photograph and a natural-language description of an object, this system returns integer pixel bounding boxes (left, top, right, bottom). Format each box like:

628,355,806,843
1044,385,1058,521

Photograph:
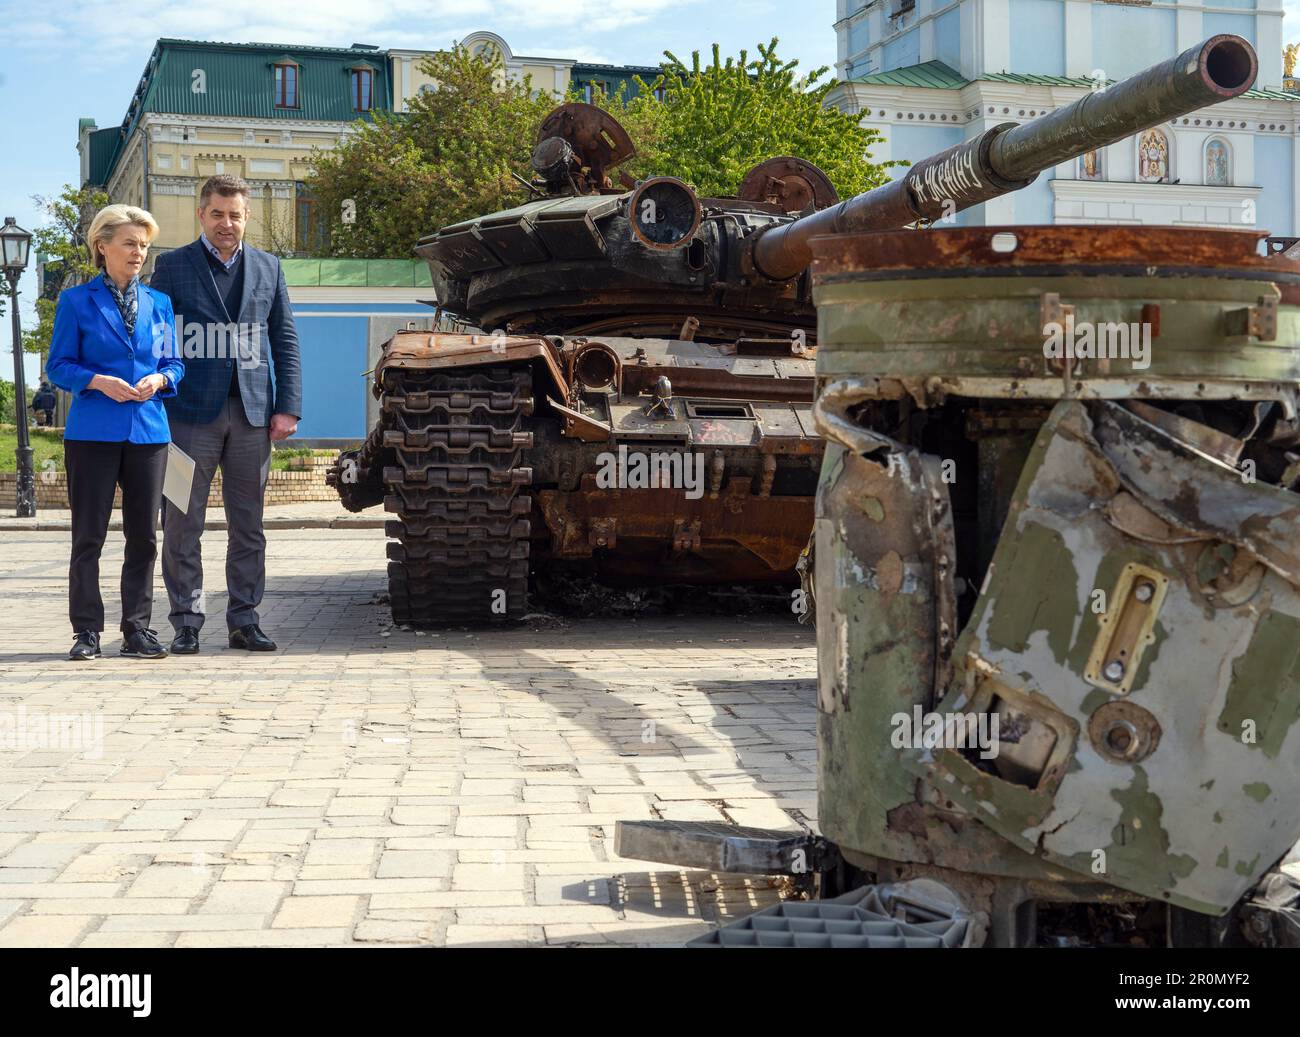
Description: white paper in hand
164,442,196,514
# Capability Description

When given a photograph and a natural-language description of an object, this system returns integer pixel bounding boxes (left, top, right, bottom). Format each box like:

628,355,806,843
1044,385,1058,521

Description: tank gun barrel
750,34,1258,281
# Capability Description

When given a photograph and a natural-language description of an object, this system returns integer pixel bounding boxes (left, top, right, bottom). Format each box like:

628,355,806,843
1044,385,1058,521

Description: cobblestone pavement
0,526,817,947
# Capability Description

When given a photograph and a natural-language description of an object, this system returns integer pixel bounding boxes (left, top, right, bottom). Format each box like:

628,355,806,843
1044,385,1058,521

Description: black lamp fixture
2,216,36,518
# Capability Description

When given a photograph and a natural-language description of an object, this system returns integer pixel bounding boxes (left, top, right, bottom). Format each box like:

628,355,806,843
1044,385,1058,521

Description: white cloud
4,0,701,58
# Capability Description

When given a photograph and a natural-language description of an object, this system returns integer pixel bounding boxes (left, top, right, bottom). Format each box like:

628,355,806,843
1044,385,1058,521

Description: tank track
380,364,534,625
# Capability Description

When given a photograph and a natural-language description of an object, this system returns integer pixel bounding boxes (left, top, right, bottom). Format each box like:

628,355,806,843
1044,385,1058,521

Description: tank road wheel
380,365,534,625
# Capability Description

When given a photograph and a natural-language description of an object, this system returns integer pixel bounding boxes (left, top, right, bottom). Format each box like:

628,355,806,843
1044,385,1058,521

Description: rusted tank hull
329,330,821,621
811,225,1300,937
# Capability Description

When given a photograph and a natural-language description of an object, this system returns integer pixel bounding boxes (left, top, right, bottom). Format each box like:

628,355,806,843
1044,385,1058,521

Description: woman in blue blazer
46,205,184,661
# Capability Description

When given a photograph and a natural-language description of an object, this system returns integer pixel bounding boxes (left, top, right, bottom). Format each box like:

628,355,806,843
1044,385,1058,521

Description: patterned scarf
104,272,139,336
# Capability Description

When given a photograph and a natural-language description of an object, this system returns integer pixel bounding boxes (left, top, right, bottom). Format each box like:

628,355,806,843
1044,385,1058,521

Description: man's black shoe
69,630,101,661
170,627,200,654
229,624,277,652
121,628,168,659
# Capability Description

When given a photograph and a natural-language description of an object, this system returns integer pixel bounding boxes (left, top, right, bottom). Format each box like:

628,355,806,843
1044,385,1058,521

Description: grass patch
271,447,333,471
0,425,65,472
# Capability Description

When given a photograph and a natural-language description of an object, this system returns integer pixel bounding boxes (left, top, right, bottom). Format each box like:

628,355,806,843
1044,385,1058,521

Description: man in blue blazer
150,174,303,654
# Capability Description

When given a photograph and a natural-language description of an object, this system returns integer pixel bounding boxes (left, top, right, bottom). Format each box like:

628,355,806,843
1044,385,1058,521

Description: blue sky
6,1,1300,388
0,0,839,387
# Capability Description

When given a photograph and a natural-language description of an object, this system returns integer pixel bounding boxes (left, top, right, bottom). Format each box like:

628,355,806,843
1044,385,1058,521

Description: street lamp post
2,217,35,518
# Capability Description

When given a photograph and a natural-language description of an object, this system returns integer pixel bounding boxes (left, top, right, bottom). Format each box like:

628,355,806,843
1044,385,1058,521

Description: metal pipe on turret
749,34,1258,281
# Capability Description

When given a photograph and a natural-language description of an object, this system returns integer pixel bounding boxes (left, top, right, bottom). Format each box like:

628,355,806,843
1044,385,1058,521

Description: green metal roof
852,61,1300,101
86,127,122,187
132,39,393,126
282,258,432,288
850,61,969,89
1241,86,1300,100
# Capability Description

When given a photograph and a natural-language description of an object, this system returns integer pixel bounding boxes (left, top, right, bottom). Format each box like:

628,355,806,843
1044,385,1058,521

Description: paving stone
352,918,445,944
98,914,269,932
0,527,815,947
453,817,518,839
444,924,538,947
0,915,93,946
199,882,289,915
451,864,526,891
175,928,350,947
126,866,211,899
272,895,361,928
377,850,453,879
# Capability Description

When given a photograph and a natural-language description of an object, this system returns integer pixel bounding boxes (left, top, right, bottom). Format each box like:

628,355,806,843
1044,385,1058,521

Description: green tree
306,40,898,259
17,184,107,371
587,39,898,199
306,45,554,258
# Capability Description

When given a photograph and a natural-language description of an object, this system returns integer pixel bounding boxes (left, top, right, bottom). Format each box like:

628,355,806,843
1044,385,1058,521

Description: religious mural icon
1205,138,1230,186
1078,149,1103,181
1138,128,1170,183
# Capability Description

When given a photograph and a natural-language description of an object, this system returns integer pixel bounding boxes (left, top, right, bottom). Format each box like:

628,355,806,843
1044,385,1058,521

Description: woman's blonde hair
87,204,159,270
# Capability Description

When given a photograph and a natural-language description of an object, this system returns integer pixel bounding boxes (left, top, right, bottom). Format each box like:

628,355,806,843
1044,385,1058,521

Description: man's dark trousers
151,238,302,634
164,397,271,631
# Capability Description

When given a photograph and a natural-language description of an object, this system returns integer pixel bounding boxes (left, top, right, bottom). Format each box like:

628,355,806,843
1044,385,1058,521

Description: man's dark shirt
202,244,246,398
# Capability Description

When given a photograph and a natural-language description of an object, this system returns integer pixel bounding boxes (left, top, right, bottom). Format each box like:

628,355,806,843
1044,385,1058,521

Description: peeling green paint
1216,847,1229,868
1218,612,1300,759
861,497,885,521
987,521,1078,665
1235,853,1261,877
1243,782,1272,802
1107,767,1198,883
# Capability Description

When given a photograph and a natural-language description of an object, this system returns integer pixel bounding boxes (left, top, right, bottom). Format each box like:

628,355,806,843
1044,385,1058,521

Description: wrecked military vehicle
620,35,1300,947
328,103,829,625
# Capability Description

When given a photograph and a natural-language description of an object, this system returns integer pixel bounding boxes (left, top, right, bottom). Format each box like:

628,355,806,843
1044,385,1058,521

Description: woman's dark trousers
65,440,167,634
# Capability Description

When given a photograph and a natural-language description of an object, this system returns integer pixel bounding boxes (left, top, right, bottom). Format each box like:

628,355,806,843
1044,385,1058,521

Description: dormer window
274,60,300,109
351,67,374,111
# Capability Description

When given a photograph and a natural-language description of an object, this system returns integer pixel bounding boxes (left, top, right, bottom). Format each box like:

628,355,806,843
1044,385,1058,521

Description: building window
275,62,299,108
1137,128,1170,183
295,183,327,254
1205,137,1231,186
583,81,605,104
352,68,373,111
653,86,666,102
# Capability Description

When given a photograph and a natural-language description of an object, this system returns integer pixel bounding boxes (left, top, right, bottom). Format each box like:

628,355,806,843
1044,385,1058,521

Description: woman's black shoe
120,628,168,659
69,630,101,661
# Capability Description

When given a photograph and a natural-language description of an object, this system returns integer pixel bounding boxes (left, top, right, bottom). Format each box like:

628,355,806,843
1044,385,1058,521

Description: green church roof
851,61,1300,101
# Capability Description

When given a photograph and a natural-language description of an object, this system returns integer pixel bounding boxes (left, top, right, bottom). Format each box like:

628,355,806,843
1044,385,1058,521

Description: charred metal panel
902,400,1300,914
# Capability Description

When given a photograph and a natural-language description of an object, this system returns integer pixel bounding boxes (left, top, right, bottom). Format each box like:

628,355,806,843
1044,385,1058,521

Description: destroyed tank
618,37,1300,947
330,102,844,624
